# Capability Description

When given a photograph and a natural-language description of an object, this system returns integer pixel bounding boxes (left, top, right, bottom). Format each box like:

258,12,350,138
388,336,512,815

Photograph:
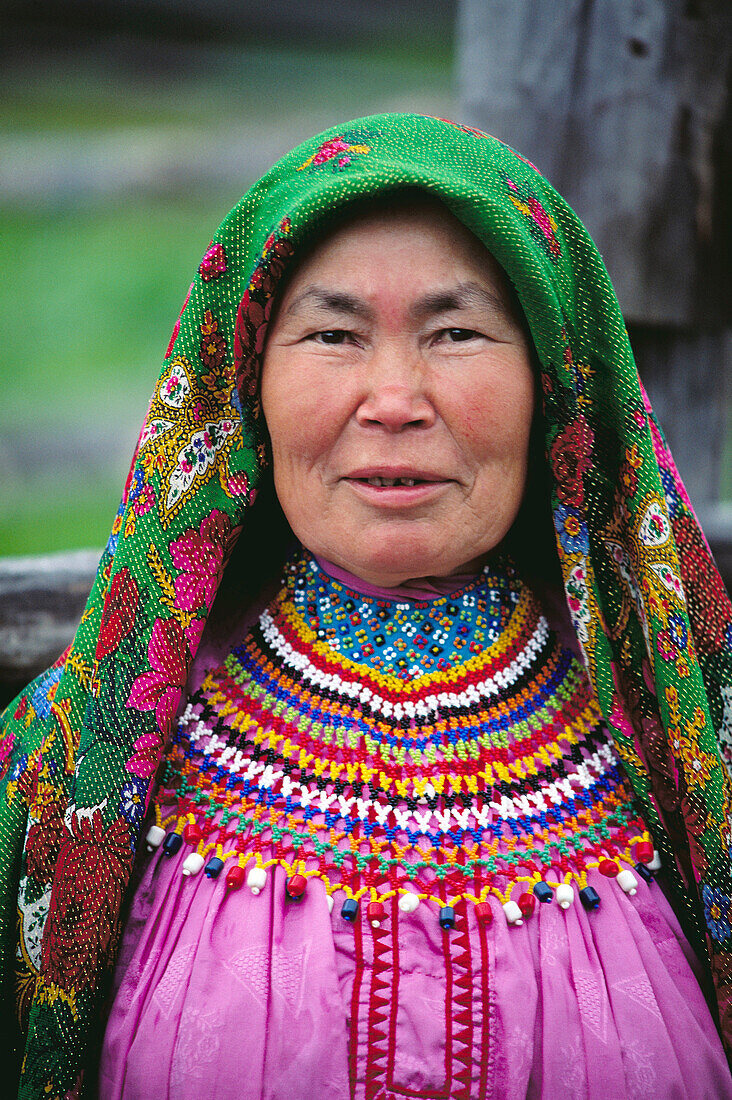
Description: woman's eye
313,330,351,345
444,328,479,342
432,327,482,346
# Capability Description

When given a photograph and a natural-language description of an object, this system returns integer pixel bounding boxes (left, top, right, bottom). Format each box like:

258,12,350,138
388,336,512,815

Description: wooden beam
1,536,730,709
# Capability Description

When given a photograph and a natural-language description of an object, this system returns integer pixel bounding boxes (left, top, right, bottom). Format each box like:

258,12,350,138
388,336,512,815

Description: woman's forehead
307,190,490,259
277,192,523,326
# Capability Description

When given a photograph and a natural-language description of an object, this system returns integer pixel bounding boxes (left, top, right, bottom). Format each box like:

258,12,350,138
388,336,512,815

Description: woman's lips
343,474,452,506
345,467,450,483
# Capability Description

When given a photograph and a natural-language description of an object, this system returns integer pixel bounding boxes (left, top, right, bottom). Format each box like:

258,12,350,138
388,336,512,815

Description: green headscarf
2,113,731,1098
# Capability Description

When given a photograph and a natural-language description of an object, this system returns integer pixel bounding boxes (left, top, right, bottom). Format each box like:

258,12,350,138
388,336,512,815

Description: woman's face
261,199,535,588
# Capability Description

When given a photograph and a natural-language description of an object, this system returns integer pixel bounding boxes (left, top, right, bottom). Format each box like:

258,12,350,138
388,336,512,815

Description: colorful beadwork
154,554,653,916
290,554,518,676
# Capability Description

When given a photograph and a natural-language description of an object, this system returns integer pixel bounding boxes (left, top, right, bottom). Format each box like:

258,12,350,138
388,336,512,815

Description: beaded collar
150,551,658,929
290,554,518,678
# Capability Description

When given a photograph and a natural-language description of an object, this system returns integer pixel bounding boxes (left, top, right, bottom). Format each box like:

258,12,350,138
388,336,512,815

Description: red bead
367,901,386,926
285,874,307,900
183,823,202,845
518,892,536,917
636,841,654,864
225,864,246,891
599,859,619,877
475,902,494,925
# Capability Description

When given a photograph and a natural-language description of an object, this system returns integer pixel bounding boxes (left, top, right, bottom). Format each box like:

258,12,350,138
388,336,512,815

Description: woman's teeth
365,477,419,487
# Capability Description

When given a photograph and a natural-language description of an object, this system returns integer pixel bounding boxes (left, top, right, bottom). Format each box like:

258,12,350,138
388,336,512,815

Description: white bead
645,850,662,872
503,900,524,926
182,853,204,876
556,883,575,909
398,893,420,913
247,866,267,895
617,869,638,895
326,894,334,914
145,825,165,850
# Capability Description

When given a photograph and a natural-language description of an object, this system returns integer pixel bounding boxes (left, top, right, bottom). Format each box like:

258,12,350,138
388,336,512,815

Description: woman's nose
354,346,436,432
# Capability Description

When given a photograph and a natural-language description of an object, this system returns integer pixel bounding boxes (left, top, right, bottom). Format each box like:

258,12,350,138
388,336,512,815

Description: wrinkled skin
261,200,535,588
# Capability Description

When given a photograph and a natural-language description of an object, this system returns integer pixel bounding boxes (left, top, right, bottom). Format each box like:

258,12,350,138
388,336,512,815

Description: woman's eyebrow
282,286,374,322
282,280,513,325
410,281,513,323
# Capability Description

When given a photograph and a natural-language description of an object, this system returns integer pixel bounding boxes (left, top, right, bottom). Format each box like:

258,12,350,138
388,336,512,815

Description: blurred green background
1,3,729,558
0,13,455,556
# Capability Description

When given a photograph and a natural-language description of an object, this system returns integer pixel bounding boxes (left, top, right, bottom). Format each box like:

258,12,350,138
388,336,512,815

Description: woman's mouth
344,473,451,505
362,476,422,487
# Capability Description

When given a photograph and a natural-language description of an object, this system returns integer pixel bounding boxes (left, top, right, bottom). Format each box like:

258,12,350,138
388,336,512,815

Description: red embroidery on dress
365,919,392,1098
388,898,401,1081
477,918,492,1100
350,915,365,1100
450,904,474,1097
350,901,482,1099
443,922,455,1097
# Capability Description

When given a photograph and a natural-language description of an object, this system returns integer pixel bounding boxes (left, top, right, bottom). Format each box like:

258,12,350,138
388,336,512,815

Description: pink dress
99,558,732,1099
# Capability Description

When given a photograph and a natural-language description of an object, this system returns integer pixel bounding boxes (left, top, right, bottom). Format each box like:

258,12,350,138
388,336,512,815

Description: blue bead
341,898,359,922
579,886,601,910
439,905,455,930
204,856,225,878
634,862,654,883
533,882,553,903
162,832,182,857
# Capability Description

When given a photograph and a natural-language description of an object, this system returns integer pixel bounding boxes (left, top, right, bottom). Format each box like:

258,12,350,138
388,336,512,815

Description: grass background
0,38,454,555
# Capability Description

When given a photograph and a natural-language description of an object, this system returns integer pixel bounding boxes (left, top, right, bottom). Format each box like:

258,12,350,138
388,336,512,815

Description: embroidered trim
354,897,476,1100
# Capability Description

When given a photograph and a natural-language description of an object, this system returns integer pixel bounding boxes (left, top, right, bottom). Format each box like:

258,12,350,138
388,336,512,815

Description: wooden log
0,550,98,708
1,533,730,709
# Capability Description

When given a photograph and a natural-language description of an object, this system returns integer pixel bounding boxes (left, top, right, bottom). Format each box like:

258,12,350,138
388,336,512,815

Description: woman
2,113,732,1099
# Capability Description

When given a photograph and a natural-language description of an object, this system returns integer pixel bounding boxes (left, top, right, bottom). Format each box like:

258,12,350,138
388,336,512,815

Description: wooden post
458,0,730,506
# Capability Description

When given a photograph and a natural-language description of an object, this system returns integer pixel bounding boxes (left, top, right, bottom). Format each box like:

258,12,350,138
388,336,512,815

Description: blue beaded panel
287,554,520,678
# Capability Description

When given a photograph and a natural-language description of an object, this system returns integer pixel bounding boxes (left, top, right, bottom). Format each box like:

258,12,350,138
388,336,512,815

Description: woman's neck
314,555,485,603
